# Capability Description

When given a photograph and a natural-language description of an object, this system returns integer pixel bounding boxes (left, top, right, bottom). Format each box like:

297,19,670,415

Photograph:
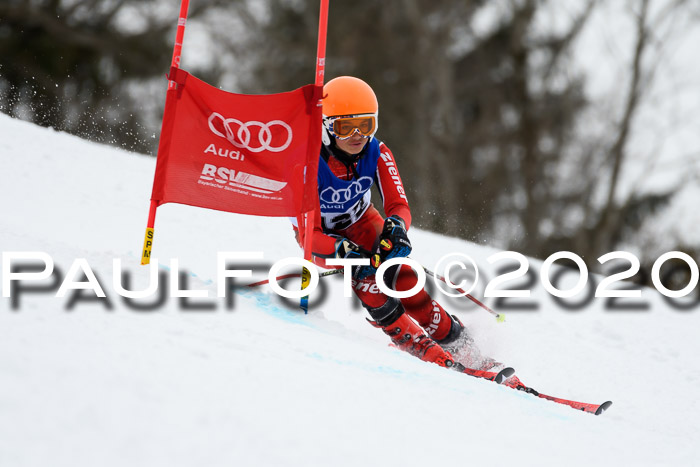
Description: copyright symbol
433,253,479,297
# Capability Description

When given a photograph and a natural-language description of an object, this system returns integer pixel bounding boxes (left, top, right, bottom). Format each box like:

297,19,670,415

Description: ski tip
595,401,613,416
495,367,516,384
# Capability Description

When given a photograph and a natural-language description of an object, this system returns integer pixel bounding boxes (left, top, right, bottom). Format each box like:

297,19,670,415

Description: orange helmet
322,76,379,142
323,76,378,117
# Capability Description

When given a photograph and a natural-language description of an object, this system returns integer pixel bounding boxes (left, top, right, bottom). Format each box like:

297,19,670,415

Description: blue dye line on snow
237,289,318,329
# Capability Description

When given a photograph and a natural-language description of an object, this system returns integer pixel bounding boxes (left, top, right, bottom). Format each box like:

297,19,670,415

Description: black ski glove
375,215,412,264
334,238,376,280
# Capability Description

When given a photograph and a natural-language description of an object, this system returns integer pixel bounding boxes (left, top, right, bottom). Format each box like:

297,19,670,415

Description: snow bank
1,113,699,466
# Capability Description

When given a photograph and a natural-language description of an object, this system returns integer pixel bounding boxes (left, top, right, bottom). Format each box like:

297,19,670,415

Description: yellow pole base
141,228,154,265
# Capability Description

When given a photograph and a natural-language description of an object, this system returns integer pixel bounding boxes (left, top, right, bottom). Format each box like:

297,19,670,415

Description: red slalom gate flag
150,67,322,218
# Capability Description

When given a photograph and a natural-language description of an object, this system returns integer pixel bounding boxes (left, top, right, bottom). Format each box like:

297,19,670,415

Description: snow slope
1,113,699,466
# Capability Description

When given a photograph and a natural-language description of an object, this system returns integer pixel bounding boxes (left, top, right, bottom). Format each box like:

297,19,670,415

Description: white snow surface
1,113,699,466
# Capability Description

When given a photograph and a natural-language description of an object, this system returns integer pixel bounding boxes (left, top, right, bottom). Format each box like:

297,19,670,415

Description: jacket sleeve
375,142,412,229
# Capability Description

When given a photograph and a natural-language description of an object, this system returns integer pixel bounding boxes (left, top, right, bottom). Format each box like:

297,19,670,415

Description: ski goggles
323,113,378,139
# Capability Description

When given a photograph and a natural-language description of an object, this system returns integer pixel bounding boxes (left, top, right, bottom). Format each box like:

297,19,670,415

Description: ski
535,392,613,415
457,364,515,384
503,376,612,415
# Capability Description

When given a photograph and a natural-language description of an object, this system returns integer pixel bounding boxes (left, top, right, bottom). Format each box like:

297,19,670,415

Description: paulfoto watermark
434,250,700,312
1,250,699,312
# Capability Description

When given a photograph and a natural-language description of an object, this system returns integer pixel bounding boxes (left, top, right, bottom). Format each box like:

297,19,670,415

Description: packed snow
1,113,699,466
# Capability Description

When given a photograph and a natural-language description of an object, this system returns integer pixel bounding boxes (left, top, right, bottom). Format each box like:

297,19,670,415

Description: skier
294,76,470,369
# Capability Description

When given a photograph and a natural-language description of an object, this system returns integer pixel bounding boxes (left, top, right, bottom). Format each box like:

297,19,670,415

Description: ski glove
334,238,376,280
376,216,412,264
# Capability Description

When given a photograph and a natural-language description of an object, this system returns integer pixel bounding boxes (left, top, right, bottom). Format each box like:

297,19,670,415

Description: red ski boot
381,312,456,368
437,314,504,372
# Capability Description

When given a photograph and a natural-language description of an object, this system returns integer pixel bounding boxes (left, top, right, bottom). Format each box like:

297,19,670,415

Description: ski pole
246,262,504,322
422,266,505,322
246,268,341,288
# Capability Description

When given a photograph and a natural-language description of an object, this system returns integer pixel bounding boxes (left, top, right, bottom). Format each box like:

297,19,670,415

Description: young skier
294,76,471,369
294,83,613,408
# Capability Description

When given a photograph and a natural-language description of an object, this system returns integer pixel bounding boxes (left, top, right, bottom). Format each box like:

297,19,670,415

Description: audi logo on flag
208,112,293,153
319,176,373,204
